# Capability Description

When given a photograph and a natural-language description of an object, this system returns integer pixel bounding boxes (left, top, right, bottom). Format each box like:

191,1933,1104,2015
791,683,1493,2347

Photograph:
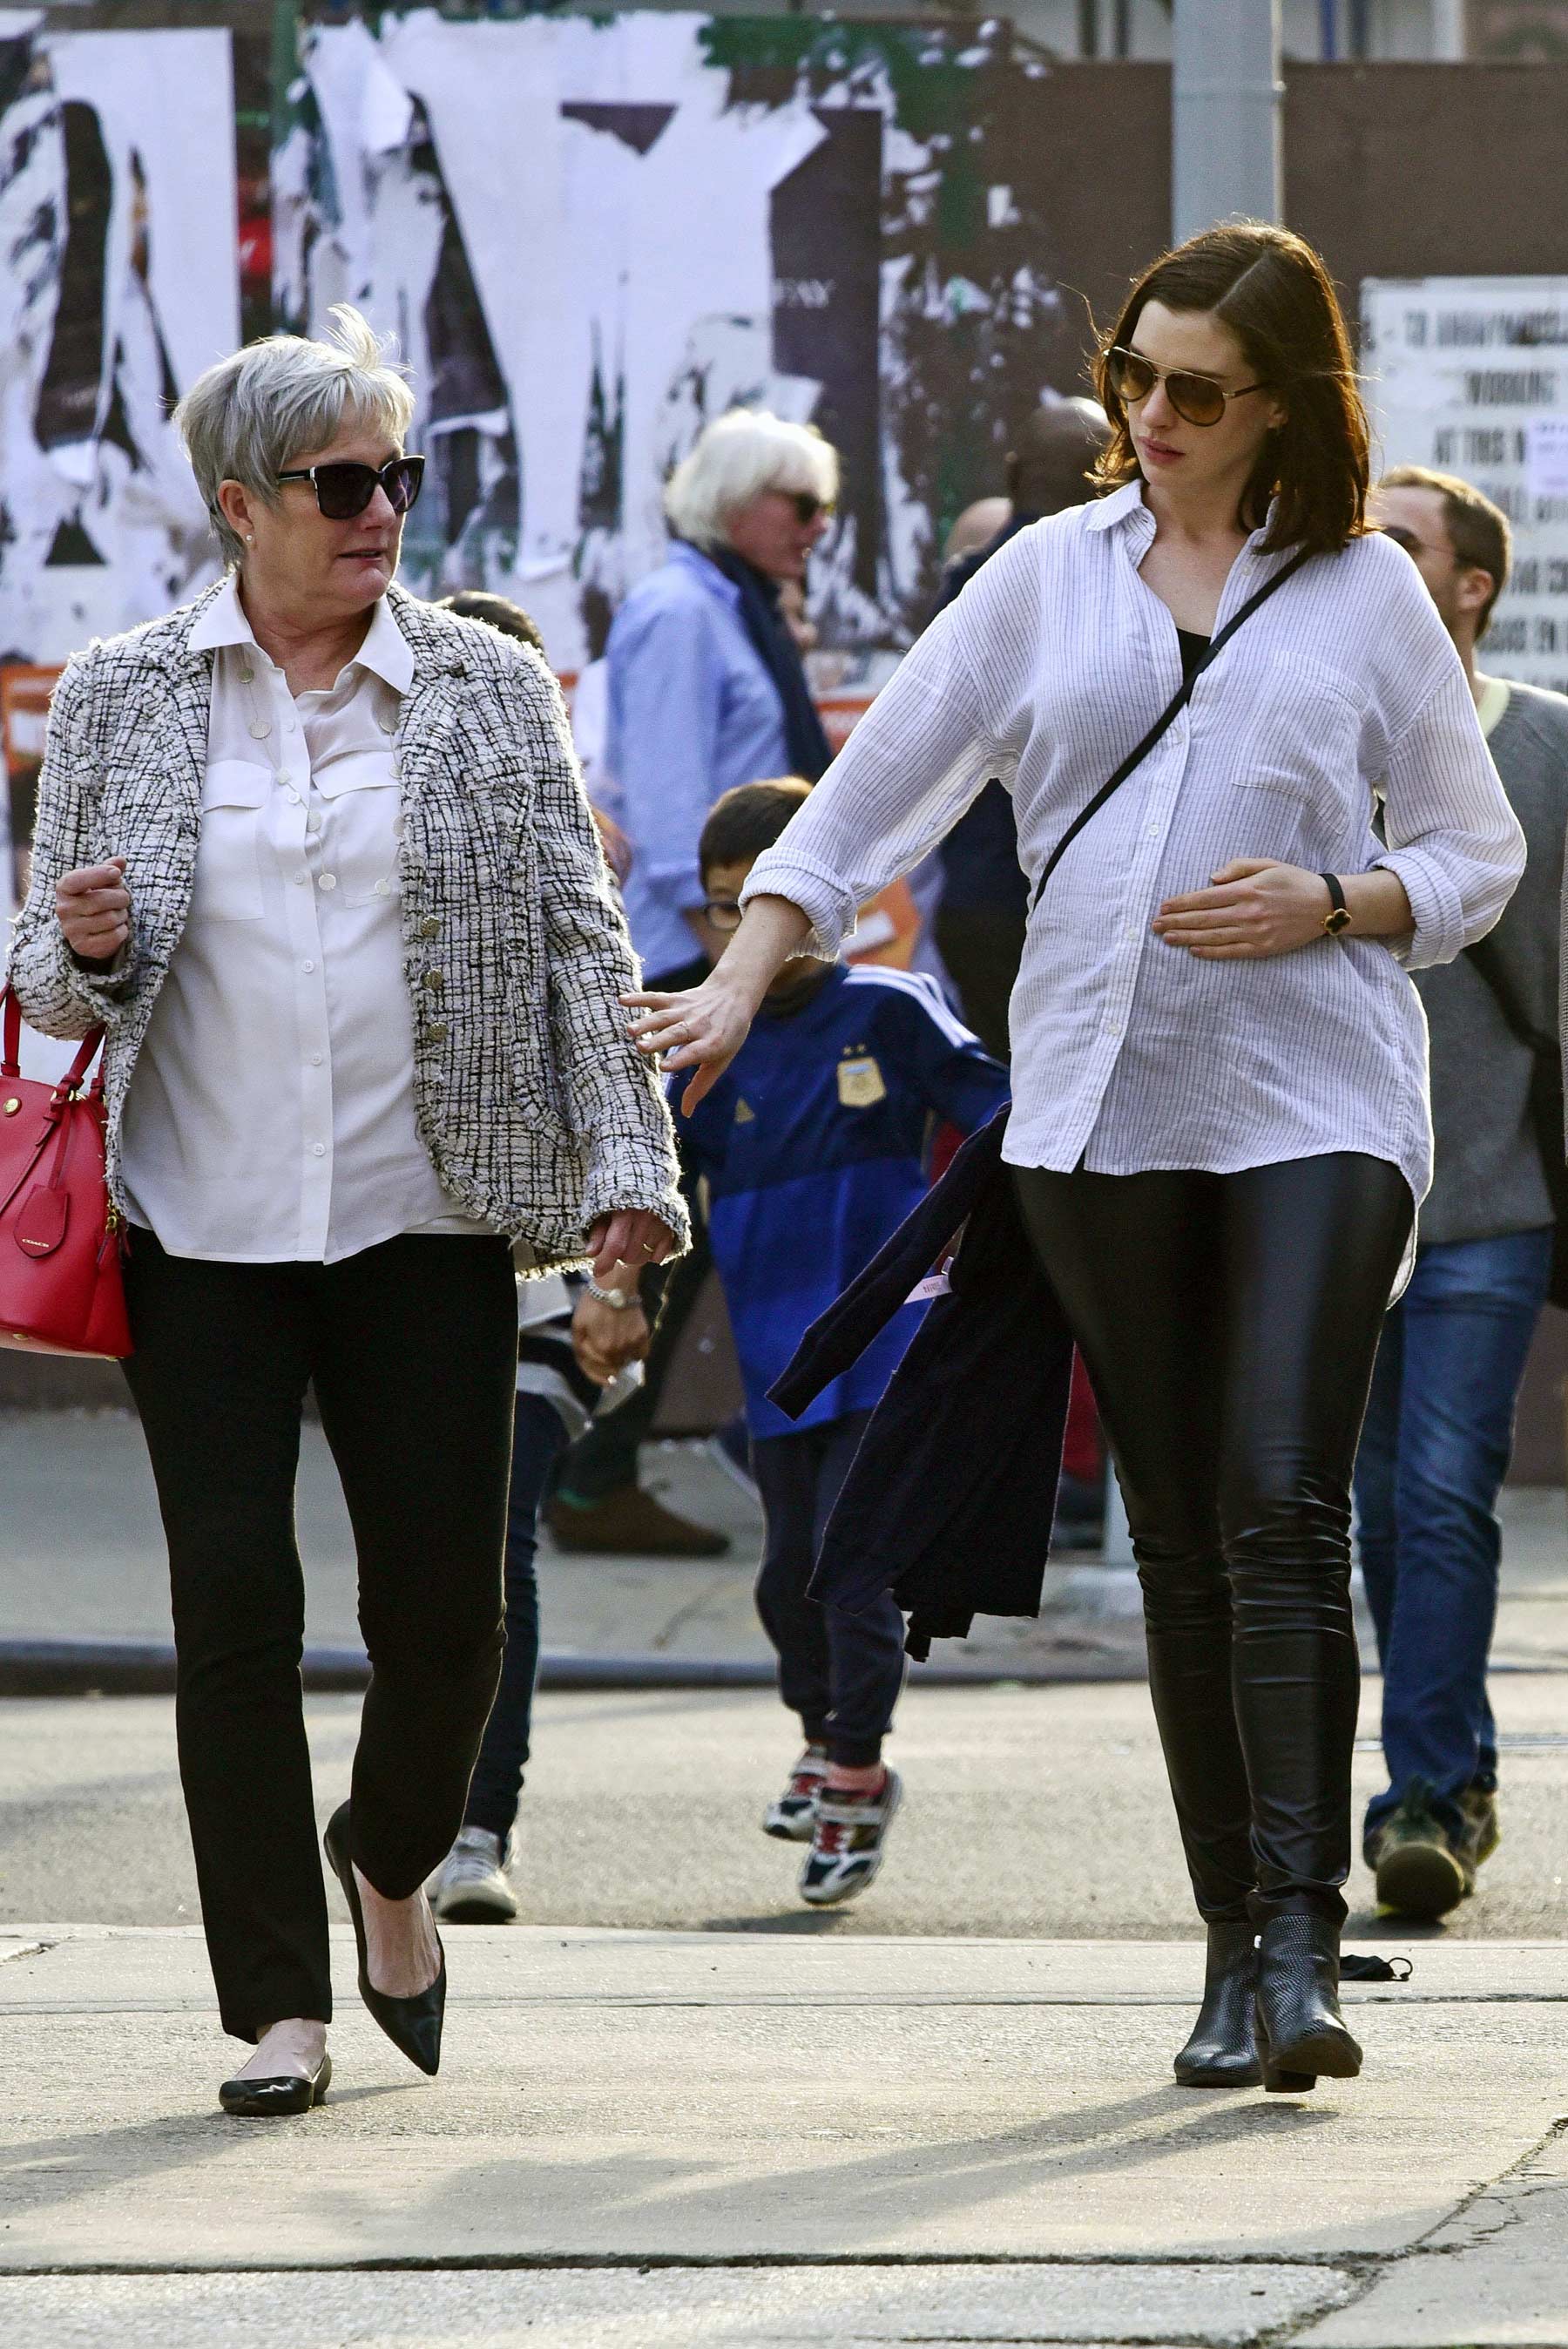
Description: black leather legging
1015,1154,1413,1927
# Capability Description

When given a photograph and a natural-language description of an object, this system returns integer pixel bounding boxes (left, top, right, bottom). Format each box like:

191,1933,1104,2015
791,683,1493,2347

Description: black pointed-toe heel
1173,1921,1261,2088
219,2052,331,2117
323,1801,446,2077
1253,1913,1362,2095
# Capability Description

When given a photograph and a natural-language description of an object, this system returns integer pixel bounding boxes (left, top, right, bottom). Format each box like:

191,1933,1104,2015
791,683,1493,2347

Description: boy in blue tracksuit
676,781,1009,1905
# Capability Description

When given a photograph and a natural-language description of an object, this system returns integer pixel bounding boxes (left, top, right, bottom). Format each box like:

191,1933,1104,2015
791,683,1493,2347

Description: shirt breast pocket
314,757,402,907
193,762,269,923
1233,657,1364,806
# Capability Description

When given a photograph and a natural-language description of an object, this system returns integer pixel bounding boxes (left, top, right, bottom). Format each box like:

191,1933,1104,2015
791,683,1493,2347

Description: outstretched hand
623,972,759,1114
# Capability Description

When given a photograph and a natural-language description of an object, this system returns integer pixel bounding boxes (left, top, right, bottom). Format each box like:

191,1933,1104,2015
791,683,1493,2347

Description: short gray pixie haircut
665,409,838,551
173,305,416,566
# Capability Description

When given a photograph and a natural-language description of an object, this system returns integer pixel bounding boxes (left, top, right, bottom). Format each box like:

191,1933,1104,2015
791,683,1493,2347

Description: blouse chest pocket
314,755,402,907
1232,656,1365,807
192,762,269,923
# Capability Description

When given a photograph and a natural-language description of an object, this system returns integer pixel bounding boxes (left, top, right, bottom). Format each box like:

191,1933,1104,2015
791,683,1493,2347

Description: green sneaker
1458,1785,1501,1872
1368,1785,1472,1920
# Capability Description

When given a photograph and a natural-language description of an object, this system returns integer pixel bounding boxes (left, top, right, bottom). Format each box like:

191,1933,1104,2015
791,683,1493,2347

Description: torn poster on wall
0,21,239,672
1363,276,1568,696
274,11,1069,672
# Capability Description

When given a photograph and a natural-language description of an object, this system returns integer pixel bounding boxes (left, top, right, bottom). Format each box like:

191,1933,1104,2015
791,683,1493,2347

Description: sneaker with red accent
763,1746,829,1842
800,1768,903,1906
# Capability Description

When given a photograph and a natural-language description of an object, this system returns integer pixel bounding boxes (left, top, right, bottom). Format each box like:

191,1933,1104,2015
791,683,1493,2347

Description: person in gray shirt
1355,465,1567,1919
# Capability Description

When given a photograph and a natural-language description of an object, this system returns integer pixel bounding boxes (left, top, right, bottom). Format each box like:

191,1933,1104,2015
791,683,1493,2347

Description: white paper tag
1525,416,1568,502
907,1270,951,1303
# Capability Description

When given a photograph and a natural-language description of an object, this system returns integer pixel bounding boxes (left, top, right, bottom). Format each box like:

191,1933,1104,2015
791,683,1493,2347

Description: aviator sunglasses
1106,347,1269,430
274,453,427,520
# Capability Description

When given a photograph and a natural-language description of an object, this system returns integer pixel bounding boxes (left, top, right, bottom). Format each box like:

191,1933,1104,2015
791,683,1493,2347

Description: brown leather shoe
547,1483,731,1557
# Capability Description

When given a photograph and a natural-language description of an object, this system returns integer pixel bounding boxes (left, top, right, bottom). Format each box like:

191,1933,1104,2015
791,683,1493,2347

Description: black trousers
751,1409,907,1767
122,1229,517,2040
1014,1154,1412,1927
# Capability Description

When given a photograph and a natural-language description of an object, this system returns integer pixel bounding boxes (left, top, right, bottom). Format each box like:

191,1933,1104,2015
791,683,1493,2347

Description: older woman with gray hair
550,405,838,1557
5,307,685,2115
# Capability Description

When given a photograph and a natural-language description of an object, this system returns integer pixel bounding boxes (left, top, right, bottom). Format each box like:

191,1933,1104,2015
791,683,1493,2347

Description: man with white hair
549,407,839,1558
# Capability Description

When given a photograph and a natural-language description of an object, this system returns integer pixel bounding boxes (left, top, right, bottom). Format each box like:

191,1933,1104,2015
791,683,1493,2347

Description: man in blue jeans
1356,467,1568,1919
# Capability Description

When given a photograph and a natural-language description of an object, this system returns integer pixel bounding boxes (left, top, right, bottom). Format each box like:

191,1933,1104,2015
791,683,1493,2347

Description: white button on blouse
118,575,489,1263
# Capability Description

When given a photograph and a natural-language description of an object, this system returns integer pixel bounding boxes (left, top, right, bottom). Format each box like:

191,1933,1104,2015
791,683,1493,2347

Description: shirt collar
352,590,416,696
667,538,740,611
1084,480,1147,533
1476,674,1512,740
186,572,252,653
186,572,416,697
1086,477,1285,560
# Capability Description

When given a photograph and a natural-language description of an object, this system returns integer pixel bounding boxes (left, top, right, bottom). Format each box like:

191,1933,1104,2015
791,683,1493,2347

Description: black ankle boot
1174,1921,1261,2087
1253,1912,1362,2094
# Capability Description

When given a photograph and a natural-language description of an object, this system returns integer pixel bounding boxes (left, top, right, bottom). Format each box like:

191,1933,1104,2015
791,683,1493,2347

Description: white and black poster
274,12,1065,676
0,21,238,676
1363,274,1568,694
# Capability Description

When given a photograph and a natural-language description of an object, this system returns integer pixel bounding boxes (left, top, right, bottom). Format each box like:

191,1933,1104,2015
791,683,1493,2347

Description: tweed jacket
4,579,688,1265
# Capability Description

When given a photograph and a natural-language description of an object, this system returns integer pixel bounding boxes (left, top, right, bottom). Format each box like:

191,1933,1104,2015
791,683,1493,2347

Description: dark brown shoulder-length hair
1092,222,1369,556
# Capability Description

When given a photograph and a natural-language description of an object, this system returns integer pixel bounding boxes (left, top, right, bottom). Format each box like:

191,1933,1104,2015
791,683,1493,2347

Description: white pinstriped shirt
742,483,1526,1206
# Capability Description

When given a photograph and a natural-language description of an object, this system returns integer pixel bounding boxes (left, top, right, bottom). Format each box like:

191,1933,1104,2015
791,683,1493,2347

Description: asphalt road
4,1674,1567,1942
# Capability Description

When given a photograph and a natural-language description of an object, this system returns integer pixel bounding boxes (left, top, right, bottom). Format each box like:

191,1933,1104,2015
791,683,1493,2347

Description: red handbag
0,983,131,1358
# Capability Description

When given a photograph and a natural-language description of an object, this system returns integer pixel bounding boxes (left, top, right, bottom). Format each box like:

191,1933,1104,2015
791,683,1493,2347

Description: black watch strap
1320,872,1351,935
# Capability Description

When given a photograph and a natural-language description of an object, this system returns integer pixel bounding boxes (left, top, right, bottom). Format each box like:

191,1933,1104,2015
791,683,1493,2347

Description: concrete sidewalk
0,1410,1148,1689
7,1409,1568,1690
2,1926,1565,2344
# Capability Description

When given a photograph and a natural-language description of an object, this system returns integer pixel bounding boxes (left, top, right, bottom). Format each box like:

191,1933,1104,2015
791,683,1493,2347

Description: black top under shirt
1176,627,1211,680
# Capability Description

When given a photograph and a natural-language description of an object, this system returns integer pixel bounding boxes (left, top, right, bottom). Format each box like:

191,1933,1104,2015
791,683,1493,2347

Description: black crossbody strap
1028,544,1315,914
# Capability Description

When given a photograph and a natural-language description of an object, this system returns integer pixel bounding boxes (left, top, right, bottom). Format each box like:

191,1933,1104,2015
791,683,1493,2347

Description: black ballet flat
323,1800,446,2076
219,2052,331,2117
1174,1920,1262,2088
1254,1913,1362,2095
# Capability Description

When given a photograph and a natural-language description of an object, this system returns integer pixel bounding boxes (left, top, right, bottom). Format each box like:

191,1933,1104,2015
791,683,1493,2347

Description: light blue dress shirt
608,541,790,978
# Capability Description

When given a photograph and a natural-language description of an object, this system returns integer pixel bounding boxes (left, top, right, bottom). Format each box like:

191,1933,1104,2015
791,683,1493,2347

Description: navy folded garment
769,1107,1074,1659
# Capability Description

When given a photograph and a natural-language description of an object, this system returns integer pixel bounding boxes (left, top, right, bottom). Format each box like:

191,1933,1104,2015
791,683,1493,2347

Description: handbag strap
1028,544,1315,914
1,983,105,1091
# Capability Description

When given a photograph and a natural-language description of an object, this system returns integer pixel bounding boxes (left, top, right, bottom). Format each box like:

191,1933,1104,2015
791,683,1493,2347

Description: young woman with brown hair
626,224,1525,2095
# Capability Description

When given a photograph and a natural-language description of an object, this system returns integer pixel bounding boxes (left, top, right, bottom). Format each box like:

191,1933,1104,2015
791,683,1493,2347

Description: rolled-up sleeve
741,548,1030,957
1375,664,1526,971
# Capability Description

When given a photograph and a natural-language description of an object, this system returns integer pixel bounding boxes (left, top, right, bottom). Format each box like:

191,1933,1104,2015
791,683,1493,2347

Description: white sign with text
1363,276,1568,695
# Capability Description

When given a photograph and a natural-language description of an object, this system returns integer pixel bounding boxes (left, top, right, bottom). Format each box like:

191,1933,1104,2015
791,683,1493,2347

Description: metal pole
1431,0,1466,59
1172,0,1283,244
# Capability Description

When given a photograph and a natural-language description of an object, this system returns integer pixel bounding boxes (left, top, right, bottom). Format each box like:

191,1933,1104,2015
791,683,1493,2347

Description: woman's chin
333,556,395,601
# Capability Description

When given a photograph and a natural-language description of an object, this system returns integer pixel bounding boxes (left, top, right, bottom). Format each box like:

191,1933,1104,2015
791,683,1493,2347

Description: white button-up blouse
742,484,1527,1207
119,578,488,1262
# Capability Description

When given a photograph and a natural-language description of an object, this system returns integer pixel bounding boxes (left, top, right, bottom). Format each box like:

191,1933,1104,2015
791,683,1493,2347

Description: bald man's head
1009,396,1110,518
